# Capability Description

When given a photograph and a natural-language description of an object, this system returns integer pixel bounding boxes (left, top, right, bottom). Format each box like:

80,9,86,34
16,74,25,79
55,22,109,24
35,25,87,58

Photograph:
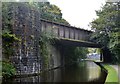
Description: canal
3,61,107,83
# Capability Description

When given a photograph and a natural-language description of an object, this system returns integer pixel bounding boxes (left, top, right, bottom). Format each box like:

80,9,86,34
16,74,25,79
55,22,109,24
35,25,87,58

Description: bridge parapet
41,19,92,42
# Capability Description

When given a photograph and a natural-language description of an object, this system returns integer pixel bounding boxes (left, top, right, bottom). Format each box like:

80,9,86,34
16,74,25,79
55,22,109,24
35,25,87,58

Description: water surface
3,61,107,83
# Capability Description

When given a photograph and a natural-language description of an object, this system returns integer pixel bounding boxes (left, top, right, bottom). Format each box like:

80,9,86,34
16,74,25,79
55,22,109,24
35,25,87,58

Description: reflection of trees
87,62,107,83
87,61,101,81
97,68,108,83
61,61,89,82
39,68,62,82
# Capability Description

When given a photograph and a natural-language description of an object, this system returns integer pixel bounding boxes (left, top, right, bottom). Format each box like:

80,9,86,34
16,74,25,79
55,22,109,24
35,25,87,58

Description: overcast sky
48,0,106,30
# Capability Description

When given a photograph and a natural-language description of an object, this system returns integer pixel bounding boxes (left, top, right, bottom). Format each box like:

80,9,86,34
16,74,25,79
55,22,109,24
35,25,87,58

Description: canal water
3,61,107,83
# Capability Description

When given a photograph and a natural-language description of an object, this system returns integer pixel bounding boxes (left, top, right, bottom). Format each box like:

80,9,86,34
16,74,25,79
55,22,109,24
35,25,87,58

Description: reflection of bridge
41,19,101,48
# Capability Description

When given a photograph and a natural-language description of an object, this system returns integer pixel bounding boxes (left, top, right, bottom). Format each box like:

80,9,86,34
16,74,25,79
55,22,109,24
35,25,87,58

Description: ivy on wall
39,31,56,69
2,3,21,59
2,3,21,78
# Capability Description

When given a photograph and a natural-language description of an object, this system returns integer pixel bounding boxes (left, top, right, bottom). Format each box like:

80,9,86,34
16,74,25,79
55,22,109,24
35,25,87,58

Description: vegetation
63,46,88,64
2,61,16,79
39,31,56,68
90,3,120,63
2,3,19,78
88,48,101,54
2,31,21,59
2,3,21,58
75,47,88,60
103,64,118,83
30,2,70,25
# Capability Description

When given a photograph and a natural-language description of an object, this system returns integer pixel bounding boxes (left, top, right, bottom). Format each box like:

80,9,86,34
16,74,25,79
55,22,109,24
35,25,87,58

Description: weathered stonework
9,3,41,74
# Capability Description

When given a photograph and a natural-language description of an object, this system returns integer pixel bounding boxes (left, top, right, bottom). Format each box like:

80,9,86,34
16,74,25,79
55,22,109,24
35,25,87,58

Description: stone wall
48,45,62,69
6,3,62,75
8,3,41,74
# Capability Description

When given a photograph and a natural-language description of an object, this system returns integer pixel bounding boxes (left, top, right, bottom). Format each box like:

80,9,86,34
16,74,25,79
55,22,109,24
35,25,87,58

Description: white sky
48,0,106,30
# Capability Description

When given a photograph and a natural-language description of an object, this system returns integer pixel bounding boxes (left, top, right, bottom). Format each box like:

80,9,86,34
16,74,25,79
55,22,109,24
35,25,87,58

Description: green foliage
63,46,88,64
90,3,117,44
2,3,21,59
109,32,120,62
88,48,100,54
2,3,13,32
90,3,120,63
30,2,70,25
75,47,88,59
39,31,56,68
1,2,20,79
2,61,16,79
64,46,78,64
2,32,21,58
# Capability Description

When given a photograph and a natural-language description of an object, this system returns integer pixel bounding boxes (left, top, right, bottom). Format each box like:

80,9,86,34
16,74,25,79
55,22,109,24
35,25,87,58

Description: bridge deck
41,19,92,41
55,38,102,48
41,19,101,48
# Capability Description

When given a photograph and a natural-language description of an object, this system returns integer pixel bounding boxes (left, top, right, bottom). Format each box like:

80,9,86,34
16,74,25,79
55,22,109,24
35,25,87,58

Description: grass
103,64,118,83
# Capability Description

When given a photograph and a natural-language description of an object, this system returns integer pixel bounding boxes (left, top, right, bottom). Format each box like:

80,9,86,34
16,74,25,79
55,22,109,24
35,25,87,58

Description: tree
31,2,70,25
90,3,120,63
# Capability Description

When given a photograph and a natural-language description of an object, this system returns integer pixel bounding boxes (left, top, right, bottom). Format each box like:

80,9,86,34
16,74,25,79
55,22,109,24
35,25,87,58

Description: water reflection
87,61,101,81
3,61,107,83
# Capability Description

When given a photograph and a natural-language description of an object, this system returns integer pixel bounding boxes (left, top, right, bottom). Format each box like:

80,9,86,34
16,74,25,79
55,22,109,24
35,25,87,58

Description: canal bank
102,64,119,83
2,61,108,83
